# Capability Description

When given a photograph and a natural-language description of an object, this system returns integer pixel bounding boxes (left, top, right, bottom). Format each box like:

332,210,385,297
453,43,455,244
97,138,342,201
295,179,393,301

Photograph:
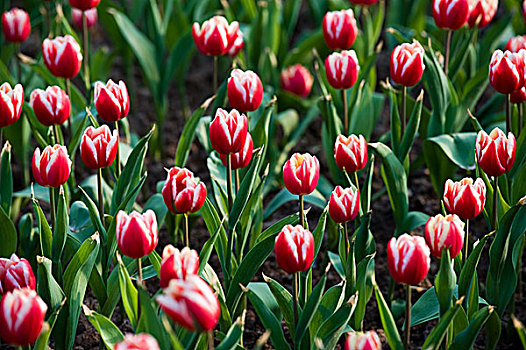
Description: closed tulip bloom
0,83,24,128
115,334,160,350
0,289,47,346
160,245,199,288
334,134,368,173
344,331,382,350
30,86,71,126
157,275,220,332
220,132,253,170
390,40,425,87
227,28,244,57
283,153,320,195
275,225,315,274
1,8,30,43
0,254,36,294
43,35,82,79
510,86,526,104
443,178,486,220
349,0,379,5
468,0,498,28
433,0,470,30
162,167,207,214
489,50,525,94
116,210,158,259
425,214,465,259
209,108,248,155
94,79,130,122
227,69,264,112
325,50,360,90
192,16,239,56
387,234,430,286
281,64,314,98
71,8,97,30
329,186,360,223
32,145,71,188
475,128,516,176
322,10,358,50
80,125,119,169
505,36,526,53
69,0,100,11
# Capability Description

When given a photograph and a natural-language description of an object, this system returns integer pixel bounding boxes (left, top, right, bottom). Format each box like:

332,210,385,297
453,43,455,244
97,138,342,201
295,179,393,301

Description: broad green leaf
32,196,52,258
136,288,172,350
83,306,124,349
118,255,138,329
216,319,243,350
428,133,477,170
450,306,494,350
0,203,16,256
295,275,327,347
36,256,66,312
51,187,68,264
263,274,298,337
421,298,464,350
434,250,456,317
316,294,358,349
374,284,404,350
0,141,12,214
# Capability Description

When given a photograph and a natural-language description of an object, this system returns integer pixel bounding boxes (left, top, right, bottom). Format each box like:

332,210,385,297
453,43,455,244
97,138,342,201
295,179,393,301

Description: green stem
344,222,349,256
463,219,469,266
235,169,240,193
65,78,72,139
404,284,412,349
401,86,407,136
293,272,299,328
342,89,348,134
299,195,305,228
49,187,56,229
53,124,60,145
82,11,90,94
16,44,21,84
115,121,121,178
444,30,452,76
97,168,104,227
493,176,498,230
213,56,219,94
184,213,189,247
506,94,511,135
354,172,360,192
227,154,233,212
519,103,523,135
208,331,215,350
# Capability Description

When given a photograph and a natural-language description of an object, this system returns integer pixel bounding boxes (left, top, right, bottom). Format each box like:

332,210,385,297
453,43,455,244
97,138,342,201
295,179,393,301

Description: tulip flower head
344,330,382,350
192,16,240,56
325,50,360,90
282,153,320,196
489,50,525,94
80,125,119,169
274,225,315,274
329,186,360,223
390,40,425,87
115,334,160,350
71,8,97,30
69,0,100,11
94,79,130,122
227,69,264,112
425,214,465,259
220,132,253,170
1,8,30,43
116,210,159,259
30,86,71,127
443,178,486,220
387,234,430,286
433,0,470,30
334,134,368,174
280,64,314,98
209,108,248,155
160,245,199,288
468,0,498,28
0,254,36,295
322,9,358,50
475,128,516,177
227,27,244,57
511,86,526,104
505,36,526,53
157,275,220,332
162,167,207,215
42,35,83,79
32,145,71,188
0,83,24,128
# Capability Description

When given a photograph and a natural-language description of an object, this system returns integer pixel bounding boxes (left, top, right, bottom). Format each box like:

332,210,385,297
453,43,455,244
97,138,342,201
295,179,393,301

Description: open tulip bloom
0,83,24,144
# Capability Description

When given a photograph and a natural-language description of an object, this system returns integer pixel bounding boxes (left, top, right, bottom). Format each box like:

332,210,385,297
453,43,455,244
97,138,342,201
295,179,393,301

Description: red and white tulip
475,128,516,177
344,330,382,350
432,0,470,30
94,79,130,122
115,333,160,350
443,178,486,220
390,40,425,87
489,50,525,94
0,83,24,128
0,254,36,295
209,108,248,155
42,35,82,79
325,50,360,90
334,134,368,174
322,9,358,50
227,69,264,112
387,234,430,286
425,214,465,259
32,145,71,188
280,64,314,98
1,8,30,43
71,8,97,29
80,125,119,169
162,167,207,214
329,186,360,223
160,245,199,288
274,224,315,274
283,153,320,196
116,210,159,259
468,0,498,28
192,16,240,56
30,86,71,127
505,36,526,53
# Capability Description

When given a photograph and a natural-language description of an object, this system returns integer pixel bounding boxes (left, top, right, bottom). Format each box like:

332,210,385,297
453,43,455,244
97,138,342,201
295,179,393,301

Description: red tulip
280,64,314,98
157,275,220,332
433,0,470,30
94,79,130,122
80,125,119,169
344,330,382,350
390,40,425,87
274,225,315,274
32,145,71,188
116,210,158,259
69,0,100,11
468,0,498,28
334,134,368,173
162,167,207,214
115,333,160,350
192,16,239,56
505,35,526,53
43,35,82,79
329,186,360,223
209,108,248,155
349,0,379,5
220,132,253,170
1,8,30,43
227,69,264,112
443,178,486,220
0,289,47,346
387,234,430,286
227,27,244,57
71,8,97,30
0,83,24,128
283,153,320,195
322,9,358,50
425,214,465,259
510,86,526,104
489,50,525,94
325,50,360,90
160,245,199,288
0,254,36,294
30,86,71,127
475,128,516,176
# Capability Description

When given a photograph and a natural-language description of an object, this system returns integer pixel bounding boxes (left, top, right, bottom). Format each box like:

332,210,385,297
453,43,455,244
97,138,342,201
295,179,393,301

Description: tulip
344,330,382,350
1,8,30,43
510,87,526,104
227,69,264,112
0,83,24,128
160,245,199,288
69,0,100,11
30,86,71,127
42,35,83,79
443,178,486,220
115,333,160,350
334,134,368,177
192,16,240,57
157,275,220,332
468,0,498,28
505,35,526,53
80,125,119,170
390,40,425,88
280,64,314,98
425,214,465,259
227,27,244,57
0,254,36,294
349,0,379,4
220,132,253,171
283,153,320,197
72,8,97,30
433,0,470,30
0,288,47,346
116,210,158,260
489,50,525,95
94,79,130,123
329,186,360,224
209,108,248,155
32,145,71,188
322,9,358,50
325,50,360,90
475,128,516,177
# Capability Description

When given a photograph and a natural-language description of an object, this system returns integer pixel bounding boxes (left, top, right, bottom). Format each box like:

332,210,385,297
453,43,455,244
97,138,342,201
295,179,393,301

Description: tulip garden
1,0,526,349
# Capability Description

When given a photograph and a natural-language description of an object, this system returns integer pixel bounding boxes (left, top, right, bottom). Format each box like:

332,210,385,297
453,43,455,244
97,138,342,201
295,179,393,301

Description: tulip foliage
0,0,525,350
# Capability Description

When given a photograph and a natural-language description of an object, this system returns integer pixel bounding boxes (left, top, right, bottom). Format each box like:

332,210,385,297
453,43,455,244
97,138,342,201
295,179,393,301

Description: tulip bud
0,254,36,294
274,225,315,274
116,210,158,259
42,35,82,79
334,134,368,174
282,153,320,195
1,8,30,43
32,145,72,188
489,50,525,94
425,214,465,259
443,178,486,220
433,0,470,30
227,69,264,112
467,0,498,28
30,86,71,127
157,275,220,332
475,128,516,177
160,245,199,288
390,40,425,87
94,79,130,122
510,86,526,104
280,64,314,98
220,132,253,170
329,186,360,223
69,0,100,11
505,36,526,53
349,0,379,4
192,16,240,56
0,83,24,128
0,289,47,346
344,330,382,350
325,50,360,90
387,234,430,286
115,333,160,350
71,8,97,30
322,9,358,50
80,125,119,169
209,108,248,155
162,167,207,214
227,28,244,57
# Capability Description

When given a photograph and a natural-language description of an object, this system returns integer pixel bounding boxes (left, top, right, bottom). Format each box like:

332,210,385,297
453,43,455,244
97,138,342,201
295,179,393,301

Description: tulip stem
235,169,240,193
342,89,348,134
444,30,452,76
401,86,407,135
519,103,523,135
463,219,469,266
65,78,73,139
82,11,90,94
49,187,56,229
506,94,511,134
97,168,105,227
137,258,142,320
344,222,349,256
208,331,215,350
404,284,412,349
293,272,299,328
15,44,22,84
354,172,360,193
184,213,189,247
493,176,498,230
299,195,305,228
53,124,61,144
226,154,233,211
115,121,121,178
213,56,219,94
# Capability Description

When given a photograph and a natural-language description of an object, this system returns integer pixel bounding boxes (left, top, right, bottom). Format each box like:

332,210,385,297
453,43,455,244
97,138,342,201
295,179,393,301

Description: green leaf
118,255,139,329
136,288,171,350
398,91,424,161
32,196,52,258
458,232,491,298
316,294,358,349
374,283,404,350
310,283,345,340
0,141,12,214
450,306,494,350
263,274,298,337
421,298,464,350
434,249,456,316
216,318,243,350
263,188,327,220
36,256,66,312
427,133,477,170
51,187,68,263
247,282,282,321
295,275,327,347
513,315,526,348
83,306,124,349
198,217,224,274
0,203,16,256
